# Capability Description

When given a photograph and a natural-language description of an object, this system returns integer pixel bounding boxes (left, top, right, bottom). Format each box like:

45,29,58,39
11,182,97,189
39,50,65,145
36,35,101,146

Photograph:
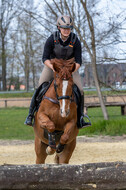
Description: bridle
43,73,74,104
54,79,73,102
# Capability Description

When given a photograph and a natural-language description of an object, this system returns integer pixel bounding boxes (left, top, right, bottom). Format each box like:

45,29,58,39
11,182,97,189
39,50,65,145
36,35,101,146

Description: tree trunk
25,37,30,92
25,62,29,92
32,63,36,89
79,0,108,120
92,57,109,120
2,38,6,91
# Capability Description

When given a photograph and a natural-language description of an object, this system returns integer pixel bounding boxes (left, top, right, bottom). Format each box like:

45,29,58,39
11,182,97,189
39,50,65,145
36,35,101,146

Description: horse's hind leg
35,136,48,164
56,139,76,164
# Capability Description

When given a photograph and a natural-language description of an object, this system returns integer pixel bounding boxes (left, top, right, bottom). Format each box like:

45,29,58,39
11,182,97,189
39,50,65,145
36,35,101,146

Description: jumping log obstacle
0,162,126,190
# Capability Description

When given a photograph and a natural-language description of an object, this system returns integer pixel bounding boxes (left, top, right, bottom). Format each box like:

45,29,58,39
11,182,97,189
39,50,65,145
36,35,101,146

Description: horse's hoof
46,146,55,155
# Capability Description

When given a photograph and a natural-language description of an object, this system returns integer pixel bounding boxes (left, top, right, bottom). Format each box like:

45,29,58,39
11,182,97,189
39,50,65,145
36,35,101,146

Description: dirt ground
0,136,126,165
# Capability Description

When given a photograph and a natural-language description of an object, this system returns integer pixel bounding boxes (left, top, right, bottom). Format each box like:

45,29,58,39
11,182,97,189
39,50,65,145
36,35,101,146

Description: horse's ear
52,59,60,73
71,63,76,73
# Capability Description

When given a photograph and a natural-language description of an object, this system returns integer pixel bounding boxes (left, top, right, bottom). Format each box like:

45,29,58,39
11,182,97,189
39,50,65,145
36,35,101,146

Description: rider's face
59,27,71,37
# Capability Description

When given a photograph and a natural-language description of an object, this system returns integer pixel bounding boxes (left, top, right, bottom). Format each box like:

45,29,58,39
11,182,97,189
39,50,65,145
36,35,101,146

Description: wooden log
0,162,126,190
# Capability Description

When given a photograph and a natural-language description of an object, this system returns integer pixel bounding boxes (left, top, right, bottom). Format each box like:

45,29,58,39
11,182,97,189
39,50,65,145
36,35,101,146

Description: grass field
0,92,33,98
0,107,126,140
0,108,34,140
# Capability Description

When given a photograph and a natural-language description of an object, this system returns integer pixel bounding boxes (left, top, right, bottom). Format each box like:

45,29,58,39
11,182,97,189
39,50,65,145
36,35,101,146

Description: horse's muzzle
60,109,70,117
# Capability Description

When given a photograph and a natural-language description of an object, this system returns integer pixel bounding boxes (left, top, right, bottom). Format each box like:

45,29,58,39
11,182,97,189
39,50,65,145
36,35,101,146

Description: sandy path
0,136,126,165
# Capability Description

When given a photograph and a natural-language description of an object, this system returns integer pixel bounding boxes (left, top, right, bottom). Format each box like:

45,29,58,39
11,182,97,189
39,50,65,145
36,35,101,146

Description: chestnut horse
34,58,78,164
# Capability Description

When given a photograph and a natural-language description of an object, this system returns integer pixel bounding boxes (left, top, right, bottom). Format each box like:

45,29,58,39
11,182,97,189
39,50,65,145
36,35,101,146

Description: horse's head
51,58,76,117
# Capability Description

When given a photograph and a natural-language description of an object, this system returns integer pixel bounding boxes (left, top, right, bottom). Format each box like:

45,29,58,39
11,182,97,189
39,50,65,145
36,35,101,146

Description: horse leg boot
56,143,65,154
77,93,91,129
48,132,56,149
46,132,56,155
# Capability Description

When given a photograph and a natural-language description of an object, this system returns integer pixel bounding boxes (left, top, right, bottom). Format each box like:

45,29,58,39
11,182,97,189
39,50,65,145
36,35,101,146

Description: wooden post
5,100,7,108
121,105,126,115
84,106,88,114
0,162,126,190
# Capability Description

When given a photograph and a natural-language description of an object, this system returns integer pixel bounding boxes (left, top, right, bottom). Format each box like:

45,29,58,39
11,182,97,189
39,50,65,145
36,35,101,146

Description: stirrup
80,114,91,129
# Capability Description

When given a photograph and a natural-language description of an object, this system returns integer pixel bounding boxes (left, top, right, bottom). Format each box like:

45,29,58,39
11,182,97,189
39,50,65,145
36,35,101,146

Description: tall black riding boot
24,89,38,126
77,93,91,129
24,81,51,126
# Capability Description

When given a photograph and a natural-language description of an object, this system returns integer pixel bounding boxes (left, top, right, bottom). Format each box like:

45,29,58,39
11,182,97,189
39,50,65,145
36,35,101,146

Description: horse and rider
24,15,91,164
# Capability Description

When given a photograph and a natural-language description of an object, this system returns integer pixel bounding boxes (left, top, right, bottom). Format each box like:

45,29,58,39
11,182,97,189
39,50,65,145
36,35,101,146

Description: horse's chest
48,108,70,128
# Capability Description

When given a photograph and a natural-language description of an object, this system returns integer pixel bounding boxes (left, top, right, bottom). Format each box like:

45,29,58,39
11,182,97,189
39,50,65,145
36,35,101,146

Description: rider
24,15,91,128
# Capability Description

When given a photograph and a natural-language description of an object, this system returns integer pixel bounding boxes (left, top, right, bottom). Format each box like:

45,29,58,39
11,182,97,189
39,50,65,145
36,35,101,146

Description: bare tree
0,0,23,90
14,2,44,91
80,0,108,119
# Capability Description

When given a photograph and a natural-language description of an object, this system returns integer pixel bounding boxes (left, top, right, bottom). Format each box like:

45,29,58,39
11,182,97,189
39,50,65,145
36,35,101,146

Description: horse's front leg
38,112,55,133
56,120,78,154
35,136,48,164
38,112,56,155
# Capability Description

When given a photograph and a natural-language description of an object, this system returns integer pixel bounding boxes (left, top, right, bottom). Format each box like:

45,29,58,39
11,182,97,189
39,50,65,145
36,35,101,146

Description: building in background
83,63,126,88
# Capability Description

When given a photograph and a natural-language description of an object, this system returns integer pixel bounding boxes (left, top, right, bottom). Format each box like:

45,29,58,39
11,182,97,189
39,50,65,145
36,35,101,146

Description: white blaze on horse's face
60,80,70,117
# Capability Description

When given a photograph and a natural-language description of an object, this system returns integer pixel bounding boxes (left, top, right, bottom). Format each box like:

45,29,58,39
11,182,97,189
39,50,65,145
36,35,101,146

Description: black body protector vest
53,31,77,60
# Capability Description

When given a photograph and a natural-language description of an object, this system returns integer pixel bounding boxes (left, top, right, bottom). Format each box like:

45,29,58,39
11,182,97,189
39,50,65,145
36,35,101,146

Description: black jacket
42,31,82,65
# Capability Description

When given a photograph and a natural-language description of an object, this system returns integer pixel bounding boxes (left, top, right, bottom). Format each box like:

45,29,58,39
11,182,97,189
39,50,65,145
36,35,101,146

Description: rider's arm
74,62,80,72
44,59,55,72
73,36,82,72
42,34,54,71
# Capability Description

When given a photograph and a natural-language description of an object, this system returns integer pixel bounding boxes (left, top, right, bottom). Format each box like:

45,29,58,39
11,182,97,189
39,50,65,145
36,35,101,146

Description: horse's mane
51,58,75,80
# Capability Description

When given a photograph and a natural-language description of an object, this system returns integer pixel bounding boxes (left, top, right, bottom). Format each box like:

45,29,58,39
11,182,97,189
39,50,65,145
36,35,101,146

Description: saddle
36,79,53,110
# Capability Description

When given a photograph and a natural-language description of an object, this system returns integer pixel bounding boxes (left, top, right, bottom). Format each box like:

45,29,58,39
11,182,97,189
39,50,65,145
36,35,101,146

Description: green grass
0,92,33,98
0,107,126,140
0,107,34,140
78,106,126,136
